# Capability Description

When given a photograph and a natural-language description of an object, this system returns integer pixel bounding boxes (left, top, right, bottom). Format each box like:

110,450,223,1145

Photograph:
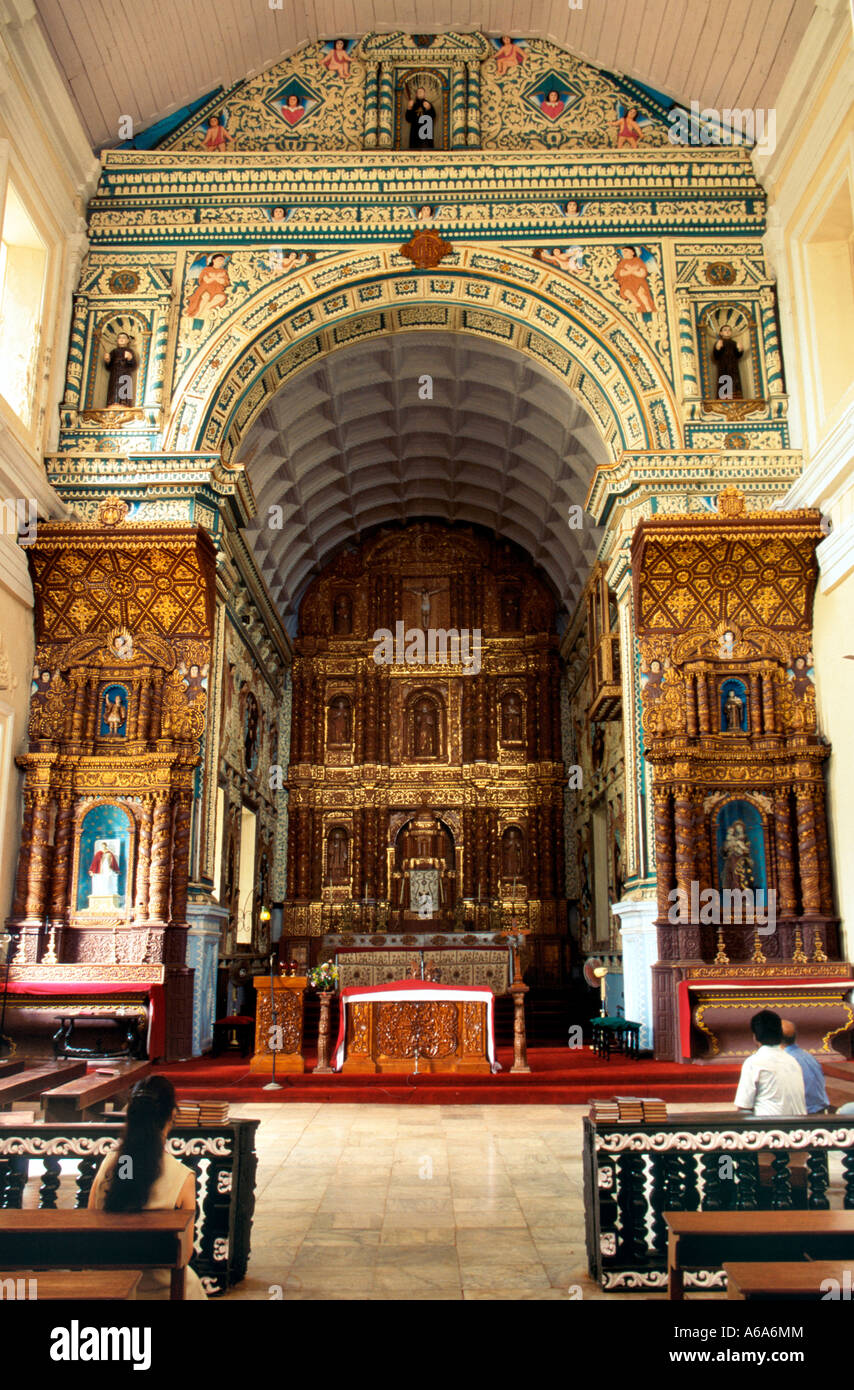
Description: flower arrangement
308,961,339,992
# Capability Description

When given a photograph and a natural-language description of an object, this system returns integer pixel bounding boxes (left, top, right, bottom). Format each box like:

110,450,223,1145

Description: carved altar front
632,488,850,1061
285,523,567,976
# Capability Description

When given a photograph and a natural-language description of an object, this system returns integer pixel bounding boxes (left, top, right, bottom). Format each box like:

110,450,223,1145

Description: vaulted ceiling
241,331,606,631
35,0,815,151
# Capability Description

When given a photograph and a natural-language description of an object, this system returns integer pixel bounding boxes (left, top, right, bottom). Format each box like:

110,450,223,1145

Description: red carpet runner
158,1047,742,1105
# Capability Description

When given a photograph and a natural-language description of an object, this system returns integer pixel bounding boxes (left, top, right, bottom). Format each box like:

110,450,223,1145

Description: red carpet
157,1046,743,1105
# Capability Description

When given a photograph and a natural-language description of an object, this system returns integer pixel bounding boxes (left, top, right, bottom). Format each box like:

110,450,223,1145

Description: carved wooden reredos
632,488,837,1058
286,521,567,937
9,502,216,967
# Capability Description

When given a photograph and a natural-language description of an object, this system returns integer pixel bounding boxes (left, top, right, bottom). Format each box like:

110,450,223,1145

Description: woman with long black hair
88,1075,207,1299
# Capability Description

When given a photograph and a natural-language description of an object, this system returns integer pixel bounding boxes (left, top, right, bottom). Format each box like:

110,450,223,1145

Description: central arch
166,243,683,465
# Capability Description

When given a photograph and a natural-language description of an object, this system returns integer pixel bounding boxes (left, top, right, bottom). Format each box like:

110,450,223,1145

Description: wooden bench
0,1059,25,1078
725,1260,852,1301
666,1211,854,1299
0,1210,194,1300
0,1061,86,1110
0,1270,142,1300
41,1060,151,1121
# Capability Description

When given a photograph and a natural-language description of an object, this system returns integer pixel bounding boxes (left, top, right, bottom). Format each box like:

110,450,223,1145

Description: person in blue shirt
781,1018,830,1113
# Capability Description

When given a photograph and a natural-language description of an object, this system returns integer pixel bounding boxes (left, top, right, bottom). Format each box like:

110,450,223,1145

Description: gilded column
540,807,554,899
748,673,762,733
465,62,481,146
774,789,797,917
137,673,153,742
759,287,784,395
24,792,52,921
696,668,711,734
693,790,711,889
377,64,394,148
352,670,364,765
148,797,172,922
814,785,833,916
475,678,487,761
363,63,379,145
761,672,776,734
653,787,674,923
49,796,74,921
84,676,99,743
135,797,154,919
170,792,191,925
68,670,88,742
795,787,821,915
314,681,325,765
12,796,35,917
451,65,466,147
376,807,388,898
685,674,698,738
673,786,695,918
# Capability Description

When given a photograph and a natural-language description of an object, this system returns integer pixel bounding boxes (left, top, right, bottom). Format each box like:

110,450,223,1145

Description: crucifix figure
406,585,443,627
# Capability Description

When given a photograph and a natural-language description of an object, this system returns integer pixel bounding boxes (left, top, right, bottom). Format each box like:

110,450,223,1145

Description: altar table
333,980,498,1074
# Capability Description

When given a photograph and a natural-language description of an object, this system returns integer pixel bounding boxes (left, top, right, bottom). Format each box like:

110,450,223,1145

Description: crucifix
405,585,443,627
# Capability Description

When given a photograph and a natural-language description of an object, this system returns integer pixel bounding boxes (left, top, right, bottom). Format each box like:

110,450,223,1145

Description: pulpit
250,976,307,1073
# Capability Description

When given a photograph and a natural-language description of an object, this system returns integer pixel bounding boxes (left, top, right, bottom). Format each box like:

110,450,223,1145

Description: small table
52,1013,146,1060
591,1016,640,1060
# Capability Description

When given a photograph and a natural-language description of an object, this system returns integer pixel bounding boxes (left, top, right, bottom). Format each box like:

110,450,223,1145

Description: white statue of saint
88,839,120,904
415,887,434,919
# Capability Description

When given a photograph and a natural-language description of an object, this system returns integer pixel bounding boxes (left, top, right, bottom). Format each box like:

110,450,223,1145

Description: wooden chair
0,1210,194,1300
665,1211,854,1299
41,1060,151,1121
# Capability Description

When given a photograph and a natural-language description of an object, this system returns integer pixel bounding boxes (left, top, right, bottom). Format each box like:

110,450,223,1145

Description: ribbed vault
241,330,606,631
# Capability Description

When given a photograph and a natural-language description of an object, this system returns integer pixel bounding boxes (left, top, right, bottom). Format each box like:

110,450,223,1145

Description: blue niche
100,684,129,738
76,804,132,911
716,800,767,895
720,678,748,733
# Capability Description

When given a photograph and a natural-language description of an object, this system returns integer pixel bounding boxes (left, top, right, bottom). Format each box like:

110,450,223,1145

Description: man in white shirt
734,1009,806,1116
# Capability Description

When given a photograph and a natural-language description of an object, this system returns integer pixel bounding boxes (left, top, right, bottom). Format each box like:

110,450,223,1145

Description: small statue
712,325,744,399
724,687,744,732
452,899,466,932
103,691,127,736
501,692,523,742
104,333,137,407
332,594,352,635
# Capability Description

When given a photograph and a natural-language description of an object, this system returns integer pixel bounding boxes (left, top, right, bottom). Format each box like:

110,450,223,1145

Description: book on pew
590,1097,668,1124
173,1100,229,1126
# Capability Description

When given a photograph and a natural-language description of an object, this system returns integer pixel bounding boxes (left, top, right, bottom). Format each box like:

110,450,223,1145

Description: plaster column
363,62,379,147
451,66,467,147
759,286,784,395
613,898,658,1050
676,292,700,398
62,294,89,407
377,64,394,147
465,62,481,146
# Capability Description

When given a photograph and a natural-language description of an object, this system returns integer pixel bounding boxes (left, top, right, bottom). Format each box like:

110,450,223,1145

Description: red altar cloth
678,976,854,1061
0,981,166,1059
333,979,499,1072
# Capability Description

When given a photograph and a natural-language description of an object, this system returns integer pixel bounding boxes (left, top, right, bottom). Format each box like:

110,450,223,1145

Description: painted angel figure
538,246,585,274
613,105,648,148
495,36,525,76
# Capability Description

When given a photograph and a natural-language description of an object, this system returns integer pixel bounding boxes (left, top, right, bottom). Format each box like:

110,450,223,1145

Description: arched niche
404,689,445,761
98,682,130,739
325,825,350,886
500,825,526,880
720,677,748,733
396,68,446,148
499,690,525,744
74,802,134,913
327,695,353,745
88,313,147,409
714,799,768,896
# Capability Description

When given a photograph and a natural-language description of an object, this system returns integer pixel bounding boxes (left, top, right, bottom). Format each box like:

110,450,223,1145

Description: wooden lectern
250,976,307,1073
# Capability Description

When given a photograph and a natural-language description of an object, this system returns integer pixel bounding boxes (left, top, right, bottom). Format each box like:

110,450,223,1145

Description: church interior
0,0,853,1323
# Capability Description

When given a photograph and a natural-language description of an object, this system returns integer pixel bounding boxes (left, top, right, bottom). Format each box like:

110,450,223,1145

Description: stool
212,1016,254,1058
591,1016,641,1061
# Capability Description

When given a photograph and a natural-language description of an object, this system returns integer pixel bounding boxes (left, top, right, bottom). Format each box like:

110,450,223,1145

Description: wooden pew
0,1061,86,1110
0,1210,194,1300
0,1059,25,1078
665,1211,854,1300
725,1260,851,1301
41,1060,151,1121
0,1270,142,1300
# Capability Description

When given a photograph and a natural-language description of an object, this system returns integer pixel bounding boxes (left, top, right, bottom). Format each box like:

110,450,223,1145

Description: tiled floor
224,1101,730,1301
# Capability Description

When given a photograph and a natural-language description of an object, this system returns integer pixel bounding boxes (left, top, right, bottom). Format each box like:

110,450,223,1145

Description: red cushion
215,1016,253,1026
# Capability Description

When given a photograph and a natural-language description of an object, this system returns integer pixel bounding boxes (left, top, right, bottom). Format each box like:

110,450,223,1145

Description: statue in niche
723,686,745,732
405,86,436,150
789,655,814,698
721,819,755,893
103,690,127,736
500,589,520,631
502,828,524,879
712,324,744,399
413,699,438,757
327,697,352,744
328,827,349,883
104,332,137,407
406,585,443,627
89,840,120,898
501,692,523,742
332,593,352,635
244,693,260,771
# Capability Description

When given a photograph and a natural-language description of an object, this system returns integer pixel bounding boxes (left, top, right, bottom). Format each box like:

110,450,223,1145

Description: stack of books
198,1101,229,1125
173,1101,201,1127
590,1096,668,1124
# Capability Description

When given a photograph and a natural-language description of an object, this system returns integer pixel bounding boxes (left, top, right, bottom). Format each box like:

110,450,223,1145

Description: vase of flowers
309,962,339,1074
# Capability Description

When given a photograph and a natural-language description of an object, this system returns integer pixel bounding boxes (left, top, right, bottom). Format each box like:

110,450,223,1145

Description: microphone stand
262,950,283,1091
